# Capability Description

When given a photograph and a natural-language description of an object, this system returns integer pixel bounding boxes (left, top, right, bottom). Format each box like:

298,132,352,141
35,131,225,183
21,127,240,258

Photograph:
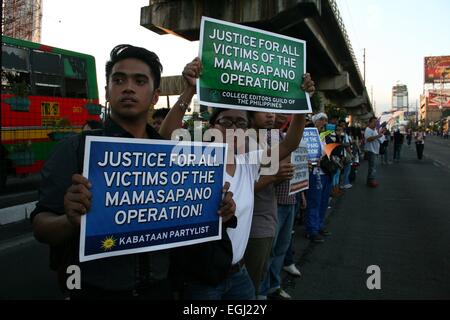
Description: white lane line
433,161,442,168
432,160,450,171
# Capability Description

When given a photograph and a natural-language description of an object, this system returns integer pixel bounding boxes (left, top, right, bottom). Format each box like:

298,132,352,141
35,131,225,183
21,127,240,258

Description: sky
41,0,198,108
41,0,450,115
336,0,450,114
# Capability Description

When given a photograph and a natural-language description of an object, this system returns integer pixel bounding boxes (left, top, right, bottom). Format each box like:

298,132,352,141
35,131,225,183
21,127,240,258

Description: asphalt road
421,135,450,170
0,229,63,299
287,144,450,299
0,173,40,209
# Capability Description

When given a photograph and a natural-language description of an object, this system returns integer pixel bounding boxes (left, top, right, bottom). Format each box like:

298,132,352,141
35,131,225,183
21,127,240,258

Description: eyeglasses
215,117,248,129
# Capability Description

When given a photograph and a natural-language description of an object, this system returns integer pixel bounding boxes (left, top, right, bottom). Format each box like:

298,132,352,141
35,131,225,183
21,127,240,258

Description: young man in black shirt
31,44,235,299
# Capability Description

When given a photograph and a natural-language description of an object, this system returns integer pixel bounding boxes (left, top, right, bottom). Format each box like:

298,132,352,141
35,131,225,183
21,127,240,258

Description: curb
0,201,37,226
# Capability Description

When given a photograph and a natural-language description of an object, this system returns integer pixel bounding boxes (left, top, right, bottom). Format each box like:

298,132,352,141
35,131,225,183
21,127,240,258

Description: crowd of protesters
31,43,423,301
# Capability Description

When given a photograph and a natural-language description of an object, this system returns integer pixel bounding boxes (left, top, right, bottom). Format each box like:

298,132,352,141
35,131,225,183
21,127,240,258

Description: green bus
1,35,102,190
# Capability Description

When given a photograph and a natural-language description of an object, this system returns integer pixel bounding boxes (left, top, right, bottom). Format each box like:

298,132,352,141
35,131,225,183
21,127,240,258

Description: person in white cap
305,112,333,243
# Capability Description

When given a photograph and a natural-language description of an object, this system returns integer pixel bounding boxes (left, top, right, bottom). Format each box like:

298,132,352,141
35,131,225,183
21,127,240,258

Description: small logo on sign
210,90,221,102
101,236,116,251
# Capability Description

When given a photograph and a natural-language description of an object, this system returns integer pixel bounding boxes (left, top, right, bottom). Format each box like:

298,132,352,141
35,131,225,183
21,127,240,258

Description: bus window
64,56,87,98
64,56,86,79
1,45,31,93
1,70,31,94
32,50,61,74
2,45,29,71
33,73,63,97
65,78,87,98
31,50,63,97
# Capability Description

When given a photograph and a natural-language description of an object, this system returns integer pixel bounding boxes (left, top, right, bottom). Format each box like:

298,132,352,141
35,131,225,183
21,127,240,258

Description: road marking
433,161,442,168
432,160,450,171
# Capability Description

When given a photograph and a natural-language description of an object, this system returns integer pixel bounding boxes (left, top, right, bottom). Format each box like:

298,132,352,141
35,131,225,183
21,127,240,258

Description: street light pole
439,72,444,112
363,48,366,86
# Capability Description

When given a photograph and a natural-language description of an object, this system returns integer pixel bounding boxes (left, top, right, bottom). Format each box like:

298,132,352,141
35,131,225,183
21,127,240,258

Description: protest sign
198,16,311,114
289,141,309,195
79,136,227,262
302,127,322,163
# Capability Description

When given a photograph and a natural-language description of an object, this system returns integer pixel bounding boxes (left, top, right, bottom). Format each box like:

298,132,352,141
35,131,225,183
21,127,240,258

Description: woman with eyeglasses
159,57,315,300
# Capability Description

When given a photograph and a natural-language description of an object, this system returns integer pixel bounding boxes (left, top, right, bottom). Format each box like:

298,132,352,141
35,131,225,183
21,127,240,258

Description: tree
325,103,347,121
442,109,450,118
310,92,323,112
1,71,31,112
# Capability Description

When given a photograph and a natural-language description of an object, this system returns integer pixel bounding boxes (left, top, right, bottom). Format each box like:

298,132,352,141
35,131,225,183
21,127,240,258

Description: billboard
428,91,450,108
424,56,450,83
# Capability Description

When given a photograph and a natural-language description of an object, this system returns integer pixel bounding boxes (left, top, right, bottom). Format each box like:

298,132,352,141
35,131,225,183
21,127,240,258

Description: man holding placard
30,44,236,299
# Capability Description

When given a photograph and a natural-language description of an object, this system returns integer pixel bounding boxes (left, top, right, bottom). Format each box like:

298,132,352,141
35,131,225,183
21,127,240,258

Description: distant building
2,0,42,42
384,83,411,131
392,84,408,109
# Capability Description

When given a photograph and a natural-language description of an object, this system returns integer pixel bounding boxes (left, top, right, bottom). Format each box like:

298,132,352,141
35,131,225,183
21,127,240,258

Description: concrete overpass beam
338,90,371,109
341,96,365,108
303,17,341,74
317,72,349,91
140,0,321,41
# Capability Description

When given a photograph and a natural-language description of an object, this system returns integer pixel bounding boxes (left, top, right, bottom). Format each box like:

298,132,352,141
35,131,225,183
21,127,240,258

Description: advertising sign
424,56,450,83
428,91,450,108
